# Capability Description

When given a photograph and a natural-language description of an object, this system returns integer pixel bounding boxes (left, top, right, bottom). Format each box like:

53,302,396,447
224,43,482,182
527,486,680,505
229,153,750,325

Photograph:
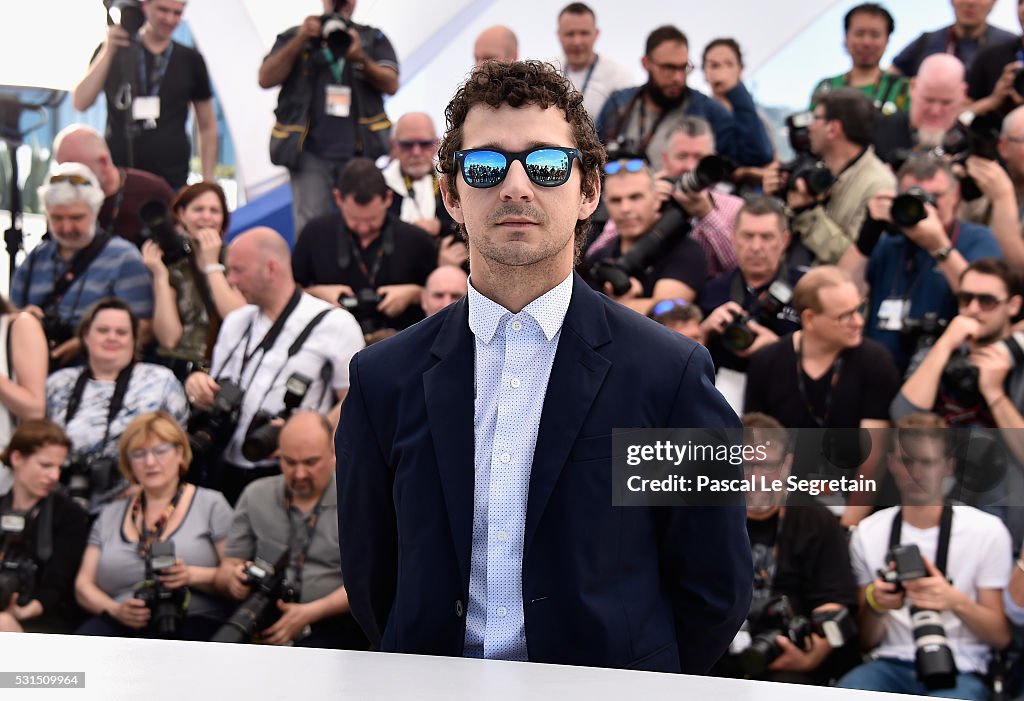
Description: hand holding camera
901,556,968,613
969,343,1014,404
109,597,151,630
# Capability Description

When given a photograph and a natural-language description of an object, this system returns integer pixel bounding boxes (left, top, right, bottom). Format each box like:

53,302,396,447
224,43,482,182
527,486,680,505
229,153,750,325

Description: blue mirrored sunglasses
455,146,580,188
604,158,647,176
651,298,689,317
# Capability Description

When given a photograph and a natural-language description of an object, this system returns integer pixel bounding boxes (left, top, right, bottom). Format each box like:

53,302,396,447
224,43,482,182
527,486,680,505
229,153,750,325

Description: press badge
132,96,160,128
876,298,909,332
325,85,352,117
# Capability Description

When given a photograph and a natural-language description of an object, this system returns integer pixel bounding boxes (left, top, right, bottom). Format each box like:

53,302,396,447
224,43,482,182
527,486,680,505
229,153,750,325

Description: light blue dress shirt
462,272,573,661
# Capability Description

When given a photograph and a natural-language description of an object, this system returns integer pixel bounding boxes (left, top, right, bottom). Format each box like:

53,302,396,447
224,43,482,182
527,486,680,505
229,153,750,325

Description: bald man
184,227,364,505
873,54,968,164
420,264,468,316
473,25,518,65
215,410,368,649
53,123,175,246
382,112,464,265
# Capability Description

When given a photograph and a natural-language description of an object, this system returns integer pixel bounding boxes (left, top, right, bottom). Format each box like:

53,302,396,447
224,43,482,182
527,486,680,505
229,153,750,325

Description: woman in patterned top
46,298,188,513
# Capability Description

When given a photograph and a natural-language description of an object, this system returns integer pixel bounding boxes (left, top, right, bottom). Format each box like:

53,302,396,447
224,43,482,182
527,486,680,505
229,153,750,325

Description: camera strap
236,287,304,382
284,486,326,597
136,41,173,98
257,309,335,415
134,482,186,558
0,492,51,563
65,363,136,456
794,333,843,428
888,503,954,577
37,231,113,311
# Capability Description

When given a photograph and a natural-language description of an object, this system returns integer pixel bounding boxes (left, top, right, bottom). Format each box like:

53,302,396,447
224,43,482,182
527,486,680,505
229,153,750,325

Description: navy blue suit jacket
336,273,752,673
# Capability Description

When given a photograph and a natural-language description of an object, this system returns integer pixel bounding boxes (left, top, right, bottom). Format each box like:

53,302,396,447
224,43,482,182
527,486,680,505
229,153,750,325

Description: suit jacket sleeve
658,343,752,674
336,351,397,648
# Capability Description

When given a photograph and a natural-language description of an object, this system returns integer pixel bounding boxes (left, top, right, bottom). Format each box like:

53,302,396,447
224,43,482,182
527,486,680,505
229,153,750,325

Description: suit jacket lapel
525,274,612,551
423,298,475,588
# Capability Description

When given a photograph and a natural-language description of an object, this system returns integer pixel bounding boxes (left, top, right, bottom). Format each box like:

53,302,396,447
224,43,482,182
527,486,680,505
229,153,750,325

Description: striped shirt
11,234,154,324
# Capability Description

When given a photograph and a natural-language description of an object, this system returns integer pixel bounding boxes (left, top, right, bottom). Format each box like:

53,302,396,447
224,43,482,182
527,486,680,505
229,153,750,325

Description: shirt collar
467,271,574,343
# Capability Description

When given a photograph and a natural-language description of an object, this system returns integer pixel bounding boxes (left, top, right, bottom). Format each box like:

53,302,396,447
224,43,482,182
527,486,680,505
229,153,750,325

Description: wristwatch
930,245,953,262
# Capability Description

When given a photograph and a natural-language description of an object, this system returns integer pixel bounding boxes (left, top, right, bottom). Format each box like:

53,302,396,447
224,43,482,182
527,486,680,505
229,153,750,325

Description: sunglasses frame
455,146,580,189
48,173,93,186
604,158,647,176
956,291,1008,311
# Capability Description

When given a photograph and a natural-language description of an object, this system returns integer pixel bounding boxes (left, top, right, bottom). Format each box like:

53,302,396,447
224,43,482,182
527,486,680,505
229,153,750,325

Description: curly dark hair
437,60,605,258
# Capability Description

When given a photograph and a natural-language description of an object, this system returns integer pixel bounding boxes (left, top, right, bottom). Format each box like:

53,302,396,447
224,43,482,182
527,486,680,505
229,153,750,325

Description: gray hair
38,162,105,215
666,116,716,152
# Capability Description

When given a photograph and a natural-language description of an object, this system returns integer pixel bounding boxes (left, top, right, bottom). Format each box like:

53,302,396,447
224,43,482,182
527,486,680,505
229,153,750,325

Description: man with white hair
11,163,153,368
873,54,969,165
53,124,174,247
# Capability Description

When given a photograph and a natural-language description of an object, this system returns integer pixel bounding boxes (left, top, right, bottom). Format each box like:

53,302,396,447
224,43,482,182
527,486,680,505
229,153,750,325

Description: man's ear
578,175,601,220
440,177,465,224
332,188,345,211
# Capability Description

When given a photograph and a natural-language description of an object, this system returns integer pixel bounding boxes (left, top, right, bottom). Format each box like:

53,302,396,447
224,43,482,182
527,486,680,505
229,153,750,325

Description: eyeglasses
956,291,1009,311
455,146,580,188
127,443,177,463
604,158,647,176
396,139,436,151
651,298,689,317
648,59,694,76
820,300,867,325
48,173,92,186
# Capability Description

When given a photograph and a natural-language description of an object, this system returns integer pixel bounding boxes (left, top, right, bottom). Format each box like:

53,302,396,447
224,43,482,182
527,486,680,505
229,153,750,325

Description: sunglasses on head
455,146,580,188
604,159,646,176
651,298,689,317
956,291,1009,311
396,139,436,151
49,173,92,186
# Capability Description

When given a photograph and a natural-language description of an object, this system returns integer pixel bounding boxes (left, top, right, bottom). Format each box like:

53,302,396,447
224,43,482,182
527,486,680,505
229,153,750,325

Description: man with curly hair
336,60,751,673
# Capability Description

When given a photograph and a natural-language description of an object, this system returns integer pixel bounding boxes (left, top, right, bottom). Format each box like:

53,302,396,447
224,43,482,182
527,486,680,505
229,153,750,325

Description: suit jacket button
455,600,464,617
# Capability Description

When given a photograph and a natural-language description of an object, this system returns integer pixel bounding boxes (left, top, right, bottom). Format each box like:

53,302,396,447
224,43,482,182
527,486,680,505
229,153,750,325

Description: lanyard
564,55,599,98
285,488,325,597
885,220,961,301
321,47,347,84
794,333,843,428
137,42,174,97
236,288,303,383
134,482,185,558
352,234,386,288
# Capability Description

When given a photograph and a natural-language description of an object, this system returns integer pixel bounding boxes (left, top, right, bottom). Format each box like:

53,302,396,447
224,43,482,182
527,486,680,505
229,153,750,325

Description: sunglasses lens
604,162,622,175
652,299,686,316
461,150,508,188
524,148,571,186
626,159,645,173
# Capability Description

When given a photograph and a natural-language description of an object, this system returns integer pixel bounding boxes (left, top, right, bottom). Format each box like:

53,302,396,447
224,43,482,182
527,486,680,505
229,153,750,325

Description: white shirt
462,272,573,660
849,505,1011,673
557,54,636,120
210,292,365,468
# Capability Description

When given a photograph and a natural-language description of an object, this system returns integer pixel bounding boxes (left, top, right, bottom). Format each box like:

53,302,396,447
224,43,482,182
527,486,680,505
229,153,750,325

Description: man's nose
499,161,535,200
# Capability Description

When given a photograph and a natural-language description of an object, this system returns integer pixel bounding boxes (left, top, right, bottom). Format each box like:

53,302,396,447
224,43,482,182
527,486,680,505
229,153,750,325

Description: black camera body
139,200,192,265
105,0,145,35
188,380,245,460
780,111,836,200
319,12,353,57
900,313,948,354
720,280,794,354
241,373,313,463
877,543,958,690
62,452,119,511
339,289,384,335
941,348,982,408
736,595,815,676
675,155,735,195
40,306,74,352
0,513,39,608
890,186,937,229
211,546,297,644
133,540,187,639
941,112,1003,201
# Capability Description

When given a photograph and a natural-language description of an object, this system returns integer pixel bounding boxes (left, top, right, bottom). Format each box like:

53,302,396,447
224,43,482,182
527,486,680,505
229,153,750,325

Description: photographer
713,414,858,685
838,413,1012,699
184,228,364,505
46,298,188,513
771,88,895,266
967,1,1024,120
214,412,365,649
698,197,801,375
293,158,436,335
11,163,153,369
585,160,707,314
260,0,399,234
0,420,89,634
142,182,246,379
75,411,231,640
893,259,1024,429
850,153,1001,372
70,0,217,190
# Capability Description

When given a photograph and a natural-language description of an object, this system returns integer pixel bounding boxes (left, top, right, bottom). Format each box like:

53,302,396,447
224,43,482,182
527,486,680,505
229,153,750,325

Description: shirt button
497,531,508,541
500,453,511,464
510,378,521,388
511,321,522,331
497,606,508,617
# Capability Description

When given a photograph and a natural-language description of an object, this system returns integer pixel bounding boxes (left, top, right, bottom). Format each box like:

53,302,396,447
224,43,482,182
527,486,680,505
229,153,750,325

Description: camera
241,373,313,463
733,596,814,676
675,155,736,195
339,288,385,336
211,545,298,644
900,313,948,354
720,280,794,354
139,200,192,265
877,543,958,690
941,348,982,408
40,305,74,352
780,112,836,200
133,540,188,639
62,452,120,511
188,380,245,460
890,187,936,229
941,112,1003,202
104,0,144,35
0,513,39,609
319,10,353,57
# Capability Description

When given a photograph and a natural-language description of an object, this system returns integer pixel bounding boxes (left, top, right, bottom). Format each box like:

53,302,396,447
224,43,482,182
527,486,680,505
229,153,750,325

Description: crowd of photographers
6,0,1024,696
